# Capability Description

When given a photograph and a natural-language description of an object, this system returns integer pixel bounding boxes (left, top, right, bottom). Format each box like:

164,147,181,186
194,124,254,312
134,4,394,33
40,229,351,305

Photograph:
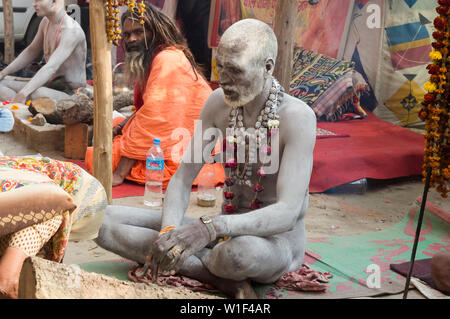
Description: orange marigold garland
106,0,147,43
106,0,121,44
419,0,450,198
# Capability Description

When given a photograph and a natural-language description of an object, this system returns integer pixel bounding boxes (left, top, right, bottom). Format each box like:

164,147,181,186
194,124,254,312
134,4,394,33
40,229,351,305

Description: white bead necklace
226,78,283,188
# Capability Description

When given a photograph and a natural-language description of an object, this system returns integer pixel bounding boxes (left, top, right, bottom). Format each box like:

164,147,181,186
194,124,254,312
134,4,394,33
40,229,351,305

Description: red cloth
311,112,424,193
275,264,332,291
128,265,220,293
133,82,144,111
128,263,331,293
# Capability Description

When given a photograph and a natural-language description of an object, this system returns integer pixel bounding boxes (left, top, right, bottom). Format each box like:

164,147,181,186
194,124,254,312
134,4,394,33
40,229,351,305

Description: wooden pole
89,0,113,203
2,0,14,64
402,167,432,299
273,0,297,91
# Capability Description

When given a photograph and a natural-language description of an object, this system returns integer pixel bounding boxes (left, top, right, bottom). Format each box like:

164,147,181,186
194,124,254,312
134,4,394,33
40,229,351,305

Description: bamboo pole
89,0,113,203
402,167,432,299
273,0,297,91
2,0,14,64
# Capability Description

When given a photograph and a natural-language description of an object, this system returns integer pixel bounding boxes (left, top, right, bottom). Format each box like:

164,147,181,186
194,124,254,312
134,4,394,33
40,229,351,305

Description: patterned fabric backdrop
374,0,434,128
290,48,355,106
208,0,436,128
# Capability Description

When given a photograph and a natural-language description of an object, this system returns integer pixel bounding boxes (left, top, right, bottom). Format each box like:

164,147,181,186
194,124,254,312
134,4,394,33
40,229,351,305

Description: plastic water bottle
144,138,164,207
325,178,368,195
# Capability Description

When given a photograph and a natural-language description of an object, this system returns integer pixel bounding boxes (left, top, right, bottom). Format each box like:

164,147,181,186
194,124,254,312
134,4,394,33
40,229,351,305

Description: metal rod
402,166,432,299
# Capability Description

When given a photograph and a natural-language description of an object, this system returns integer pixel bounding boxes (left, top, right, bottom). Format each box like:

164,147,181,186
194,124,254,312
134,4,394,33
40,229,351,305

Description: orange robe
85,47,224,189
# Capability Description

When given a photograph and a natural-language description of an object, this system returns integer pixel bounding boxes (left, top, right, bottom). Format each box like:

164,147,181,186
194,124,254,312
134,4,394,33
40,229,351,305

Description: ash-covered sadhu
0,0,86,104
96,18,317,299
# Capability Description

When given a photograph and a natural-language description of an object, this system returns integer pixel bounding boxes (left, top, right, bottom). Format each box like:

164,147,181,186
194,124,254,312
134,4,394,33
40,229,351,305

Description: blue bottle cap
153,138,160,145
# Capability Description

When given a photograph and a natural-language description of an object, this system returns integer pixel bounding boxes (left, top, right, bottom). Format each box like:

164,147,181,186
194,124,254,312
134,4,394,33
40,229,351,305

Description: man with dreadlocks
85,3,224,188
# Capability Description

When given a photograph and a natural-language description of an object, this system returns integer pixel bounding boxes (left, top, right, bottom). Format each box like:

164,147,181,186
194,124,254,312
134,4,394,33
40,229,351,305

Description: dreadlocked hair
121,3,204,90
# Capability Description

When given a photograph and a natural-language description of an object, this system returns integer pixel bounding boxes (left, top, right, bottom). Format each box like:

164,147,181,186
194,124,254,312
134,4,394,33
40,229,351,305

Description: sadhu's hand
112,125,122,138
150,221,211,273
11,92,26,104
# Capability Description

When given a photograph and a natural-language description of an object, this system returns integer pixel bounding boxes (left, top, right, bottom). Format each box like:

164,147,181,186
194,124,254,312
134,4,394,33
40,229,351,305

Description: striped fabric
312,71,369,122
290,48,368,122
290,48,355,107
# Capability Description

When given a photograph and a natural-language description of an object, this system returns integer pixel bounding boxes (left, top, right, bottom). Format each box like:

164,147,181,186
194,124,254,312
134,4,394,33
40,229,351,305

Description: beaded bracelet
158,225,176,237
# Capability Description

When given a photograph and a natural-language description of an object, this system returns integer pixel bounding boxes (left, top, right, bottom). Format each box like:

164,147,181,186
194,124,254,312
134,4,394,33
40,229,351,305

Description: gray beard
223,79,266,109
125,50,147,84
224,89,259,108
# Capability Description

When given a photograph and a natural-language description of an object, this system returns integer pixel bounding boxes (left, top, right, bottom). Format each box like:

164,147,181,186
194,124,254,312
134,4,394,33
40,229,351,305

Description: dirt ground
1,131,448,299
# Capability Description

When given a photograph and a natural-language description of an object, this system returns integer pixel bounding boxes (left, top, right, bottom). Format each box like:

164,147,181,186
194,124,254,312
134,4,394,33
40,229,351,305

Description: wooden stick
89,0,113,204
273,0,297,91
18,257,222,299
402,167,432,299
2,0,14,64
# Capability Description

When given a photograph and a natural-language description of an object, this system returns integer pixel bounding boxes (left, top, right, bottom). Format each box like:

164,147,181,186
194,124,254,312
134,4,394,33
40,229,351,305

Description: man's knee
94,218,110,248
32,87,57,98
32,87,46,96
0,82,14,93
0,79,10,86
431,251,450,294
30,87,69,102
208,236,262,280
0,79,19,90
94,206,117,247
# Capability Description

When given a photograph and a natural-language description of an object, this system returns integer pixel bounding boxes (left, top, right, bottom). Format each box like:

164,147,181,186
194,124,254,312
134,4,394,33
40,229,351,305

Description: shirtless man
0,0,86,104
96,19,317,298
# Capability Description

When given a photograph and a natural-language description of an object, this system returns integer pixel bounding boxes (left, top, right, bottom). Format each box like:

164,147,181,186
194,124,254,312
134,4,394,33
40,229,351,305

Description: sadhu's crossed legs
0,79,71,102
96,206,305,298
0,216,63,298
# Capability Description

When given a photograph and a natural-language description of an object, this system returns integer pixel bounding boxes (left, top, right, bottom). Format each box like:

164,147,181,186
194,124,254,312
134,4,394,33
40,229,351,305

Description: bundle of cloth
290,47,369,122
0,108,14,132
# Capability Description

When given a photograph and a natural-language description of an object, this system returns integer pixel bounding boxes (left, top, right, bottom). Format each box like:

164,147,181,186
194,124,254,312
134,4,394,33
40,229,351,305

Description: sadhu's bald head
45,0,65,7
219,19,278,67
33,0,67,17
216,19,278,108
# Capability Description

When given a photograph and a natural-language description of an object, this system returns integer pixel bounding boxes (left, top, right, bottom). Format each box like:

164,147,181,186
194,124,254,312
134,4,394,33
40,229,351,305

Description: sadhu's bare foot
0,279,18,299
235,280,257,299
112,172,125,187
0,247,27,299
208,277,257,299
